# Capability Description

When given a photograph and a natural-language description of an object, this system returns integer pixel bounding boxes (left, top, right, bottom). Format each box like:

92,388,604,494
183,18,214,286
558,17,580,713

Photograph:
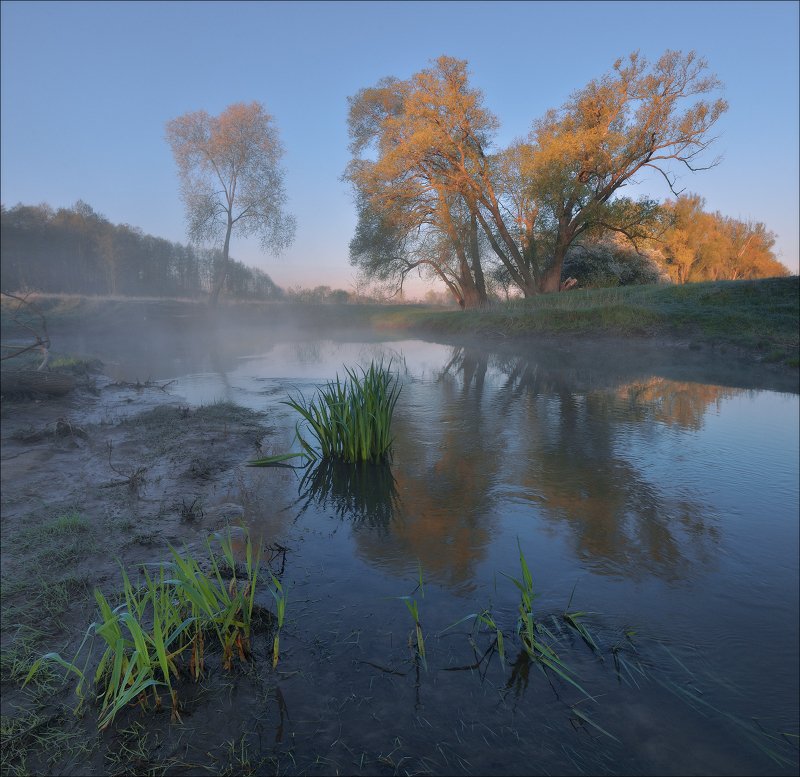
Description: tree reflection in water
355,346,738,586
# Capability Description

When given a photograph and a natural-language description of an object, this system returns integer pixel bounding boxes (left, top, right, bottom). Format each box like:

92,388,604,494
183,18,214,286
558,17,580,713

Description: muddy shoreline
1,370,289,774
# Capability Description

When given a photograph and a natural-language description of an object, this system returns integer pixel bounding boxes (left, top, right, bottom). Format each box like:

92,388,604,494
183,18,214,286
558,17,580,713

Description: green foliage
499,542,589,697
398,563,426,669
285,360,401,463
24,530,272,730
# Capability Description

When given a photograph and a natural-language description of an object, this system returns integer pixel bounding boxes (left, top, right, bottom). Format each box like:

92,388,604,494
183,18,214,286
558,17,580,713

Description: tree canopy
166,102,295,305
344,51,782,305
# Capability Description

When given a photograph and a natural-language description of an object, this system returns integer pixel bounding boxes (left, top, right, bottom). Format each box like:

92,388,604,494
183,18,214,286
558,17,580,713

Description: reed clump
248,360,401,467
24,530,279,730
285,360,401,464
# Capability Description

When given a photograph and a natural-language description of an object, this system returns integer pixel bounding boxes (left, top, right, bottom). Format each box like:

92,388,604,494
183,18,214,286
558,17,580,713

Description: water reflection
294,458,398,531
369,346,737,584
619,377,741,430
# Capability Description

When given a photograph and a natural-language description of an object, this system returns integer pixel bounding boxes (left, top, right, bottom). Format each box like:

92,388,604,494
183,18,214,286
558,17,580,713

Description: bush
563,238,668,288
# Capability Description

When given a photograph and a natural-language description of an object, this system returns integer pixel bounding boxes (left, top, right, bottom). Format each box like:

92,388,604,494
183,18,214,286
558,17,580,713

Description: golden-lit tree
655,194,789,282
515,50,728,292
346,58,494,308
347,52,728,300
166,102,295,305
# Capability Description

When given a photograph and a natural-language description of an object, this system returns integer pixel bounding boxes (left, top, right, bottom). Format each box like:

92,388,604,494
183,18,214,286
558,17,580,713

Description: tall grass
284,360,400,463
503,541,590,697
25,530,272,729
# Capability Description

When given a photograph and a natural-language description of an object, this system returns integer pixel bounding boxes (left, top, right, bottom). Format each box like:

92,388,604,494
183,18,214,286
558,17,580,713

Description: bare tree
166,102,295,305
1,291,50,369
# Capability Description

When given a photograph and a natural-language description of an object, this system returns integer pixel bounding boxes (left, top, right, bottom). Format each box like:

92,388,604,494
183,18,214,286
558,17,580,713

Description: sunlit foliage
653,195,789,283
346,57,495,308
347,51,738,301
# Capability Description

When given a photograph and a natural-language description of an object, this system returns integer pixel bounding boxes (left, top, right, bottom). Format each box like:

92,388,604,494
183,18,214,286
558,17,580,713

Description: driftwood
1,370,76,396
1,292,51,370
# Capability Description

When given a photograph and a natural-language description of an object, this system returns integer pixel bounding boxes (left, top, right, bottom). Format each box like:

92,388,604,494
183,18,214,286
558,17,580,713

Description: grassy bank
389,277,800,368
2,277,798,367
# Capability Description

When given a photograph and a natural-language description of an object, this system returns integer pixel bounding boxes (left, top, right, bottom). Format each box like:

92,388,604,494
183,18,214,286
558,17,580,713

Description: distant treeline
0,201,283,300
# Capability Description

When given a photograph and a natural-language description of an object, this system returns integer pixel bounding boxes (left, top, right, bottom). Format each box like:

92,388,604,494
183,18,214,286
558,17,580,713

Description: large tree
349,192,488,308
166,102,295,305
517,50,728,291
346,58,494,308
347,52,729,300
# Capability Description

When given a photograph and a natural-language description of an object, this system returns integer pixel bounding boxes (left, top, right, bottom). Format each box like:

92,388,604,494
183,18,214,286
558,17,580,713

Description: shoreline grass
400,277,799,367
2,277,797,367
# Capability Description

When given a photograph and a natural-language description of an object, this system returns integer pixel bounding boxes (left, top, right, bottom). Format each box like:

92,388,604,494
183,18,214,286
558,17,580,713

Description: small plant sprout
503,540,589,698
268,572,287,669
399,562,426,670
562,583,601,656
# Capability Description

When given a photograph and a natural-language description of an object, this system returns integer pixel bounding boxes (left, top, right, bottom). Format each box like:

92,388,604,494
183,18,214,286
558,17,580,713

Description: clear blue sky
2,0,798,295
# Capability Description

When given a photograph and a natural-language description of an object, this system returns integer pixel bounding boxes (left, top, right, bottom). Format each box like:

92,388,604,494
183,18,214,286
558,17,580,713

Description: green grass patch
377,277,800,365
25,529,274,730
281,360,401,463
12,512,96,567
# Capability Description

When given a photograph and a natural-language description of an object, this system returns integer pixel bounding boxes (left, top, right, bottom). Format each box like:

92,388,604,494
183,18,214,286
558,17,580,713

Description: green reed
25,530,269,730
503,541,589,697
268,572,286,669
284,360,401,463
398,563,426,669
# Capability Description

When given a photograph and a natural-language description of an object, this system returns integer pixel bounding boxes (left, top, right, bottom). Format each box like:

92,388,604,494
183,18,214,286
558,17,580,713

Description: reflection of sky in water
171,340,443,410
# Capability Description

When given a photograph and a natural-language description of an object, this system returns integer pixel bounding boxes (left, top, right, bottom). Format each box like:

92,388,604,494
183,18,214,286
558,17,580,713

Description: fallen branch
1,292,50,370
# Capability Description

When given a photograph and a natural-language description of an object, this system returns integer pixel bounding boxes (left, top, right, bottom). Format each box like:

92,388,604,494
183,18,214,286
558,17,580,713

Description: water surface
66,331,800,774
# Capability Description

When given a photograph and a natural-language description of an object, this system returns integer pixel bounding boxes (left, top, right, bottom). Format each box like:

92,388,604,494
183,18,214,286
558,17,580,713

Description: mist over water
32,319,800,774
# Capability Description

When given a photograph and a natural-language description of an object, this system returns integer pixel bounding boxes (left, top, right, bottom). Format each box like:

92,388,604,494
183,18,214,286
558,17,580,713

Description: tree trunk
538,247,566,293
468,212,487,306
209,218,233,306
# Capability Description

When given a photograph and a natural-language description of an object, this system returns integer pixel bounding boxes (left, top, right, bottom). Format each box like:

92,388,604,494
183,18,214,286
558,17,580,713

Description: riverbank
2,277,798,371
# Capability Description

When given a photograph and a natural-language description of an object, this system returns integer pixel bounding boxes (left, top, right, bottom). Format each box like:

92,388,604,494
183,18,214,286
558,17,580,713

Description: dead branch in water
108,378,176,393
1,292,51,370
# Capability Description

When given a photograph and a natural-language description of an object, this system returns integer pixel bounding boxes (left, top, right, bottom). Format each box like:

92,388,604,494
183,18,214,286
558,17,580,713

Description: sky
2,0,798,297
